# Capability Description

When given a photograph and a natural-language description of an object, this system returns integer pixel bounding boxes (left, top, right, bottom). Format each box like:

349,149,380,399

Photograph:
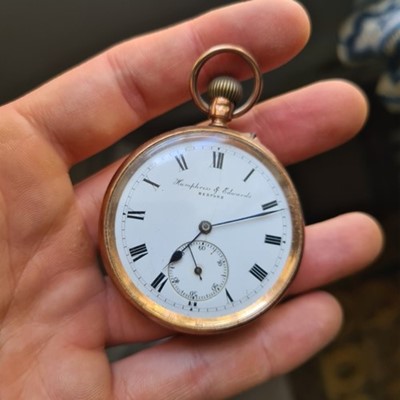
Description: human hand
0,1,384,399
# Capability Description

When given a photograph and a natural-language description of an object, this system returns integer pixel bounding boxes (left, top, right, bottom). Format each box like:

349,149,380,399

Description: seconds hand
188,245,203,280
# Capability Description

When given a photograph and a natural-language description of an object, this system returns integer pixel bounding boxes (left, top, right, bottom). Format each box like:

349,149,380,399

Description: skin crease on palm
0,1,384,399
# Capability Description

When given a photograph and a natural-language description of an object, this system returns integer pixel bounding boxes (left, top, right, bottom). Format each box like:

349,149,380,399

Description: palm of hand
0,118,112,398
0,1,383,399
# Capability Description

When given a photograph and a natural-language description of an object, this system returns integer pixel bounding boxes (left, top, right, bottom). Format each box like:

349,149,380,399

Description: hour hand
169,250,183,263
167,227,204,263
168,246,202,280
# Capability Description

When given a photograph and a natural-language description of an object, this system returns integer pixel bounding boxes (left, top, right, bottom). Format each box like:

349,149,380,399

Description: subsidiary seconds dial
168,240,229,302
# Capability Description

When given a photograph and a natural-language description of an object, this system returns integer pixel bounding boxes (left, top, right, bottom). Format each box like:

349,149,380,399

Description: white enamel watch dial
100,44,304,334
100,128,304,333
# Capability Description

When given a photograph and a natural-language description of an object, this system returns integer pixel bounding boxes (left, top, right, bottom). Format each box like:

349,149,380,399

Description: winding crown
207,76,243,105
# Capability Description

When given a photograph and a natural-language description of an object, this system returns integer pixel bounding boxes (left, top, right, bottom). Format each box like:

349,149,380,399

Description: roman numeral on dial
126,211,145,220
143,178,160,188
262,200,278,210
225,289,234,303
265,235,282,246
129,244,148,262
151,272,168,292
188,300,198,311
175,154,188,171
212,151,224,169
249,264,268,282
243,168,255,182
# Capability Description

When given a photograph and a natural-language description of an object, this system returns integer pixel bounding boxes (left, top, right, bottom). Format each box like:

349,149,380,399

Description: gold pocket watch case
99,45,304,334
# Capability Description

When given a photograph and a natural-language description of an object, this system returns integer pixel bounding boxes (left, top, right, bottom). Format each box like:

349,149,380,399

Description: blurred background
1,0,399,399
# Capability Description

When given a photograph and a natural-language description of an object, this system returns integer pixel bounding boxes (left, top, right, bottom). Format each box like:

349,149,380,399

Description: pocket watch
99,45,304,334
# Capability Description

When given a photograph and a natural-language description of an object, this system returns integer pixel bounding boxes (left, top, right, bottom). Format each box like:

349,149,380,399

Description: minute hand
212,209,285,227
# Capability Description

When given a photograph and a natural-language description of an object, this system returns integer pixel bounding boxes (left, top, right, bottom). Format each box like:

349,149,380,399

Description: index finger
10,0,310,167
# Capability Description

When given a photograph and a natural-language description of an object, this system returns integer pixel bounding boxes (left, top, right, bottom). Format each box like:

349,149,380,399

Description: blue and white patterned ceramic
338,0,400,111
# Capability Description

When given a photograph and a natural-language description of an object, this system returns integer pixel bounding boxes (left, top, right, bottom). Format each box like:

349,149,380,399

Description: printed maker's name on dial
173,178,252,199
